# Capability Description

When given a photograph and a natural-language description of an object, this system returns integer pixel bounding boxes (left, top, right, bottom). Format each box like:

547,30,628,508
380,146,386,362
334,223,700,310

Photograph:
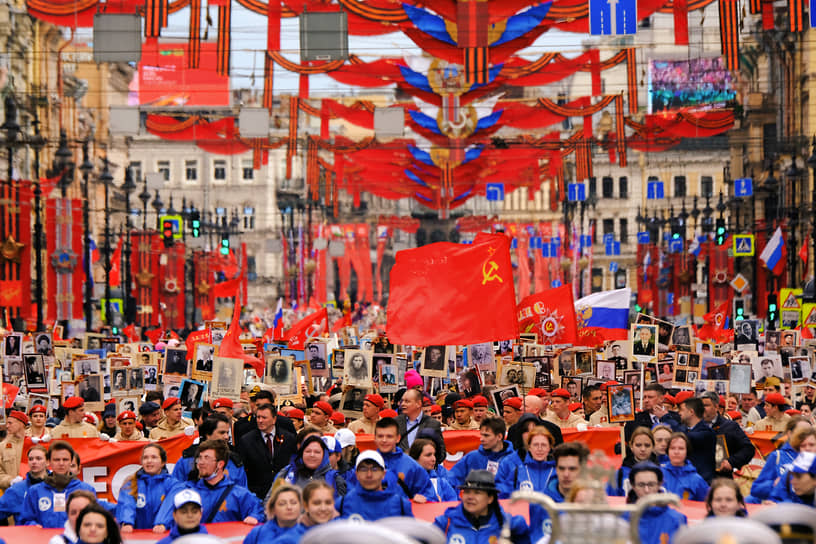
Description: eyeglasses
634,482,659,490
356,465,383,474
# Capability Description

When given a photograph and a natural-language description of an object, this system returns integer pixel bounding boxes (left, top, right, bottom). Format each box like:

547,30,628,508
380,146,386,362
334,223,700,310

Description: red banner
132,231,162,328
517,285,578,345
284,308,328,349
46,198,84,323
159,242,186,329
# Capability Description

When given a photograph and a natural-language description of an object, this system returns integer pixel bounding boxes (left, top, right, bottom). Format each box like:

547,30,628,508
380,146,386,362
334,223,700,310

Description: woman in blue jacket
660,433,709,501
270,435,346,498
626,463,687,544
608,427,657,497
769,450,816,504
116,444,183,532
410,438,458,502
243,484,306,544
434,469,530,544
496,427,556,499
749,423,815,502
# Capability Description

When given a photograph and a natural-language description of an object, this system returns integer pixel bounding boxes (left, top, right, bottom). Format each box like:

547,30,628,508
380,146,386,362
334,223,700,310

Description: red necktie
266,434,274,456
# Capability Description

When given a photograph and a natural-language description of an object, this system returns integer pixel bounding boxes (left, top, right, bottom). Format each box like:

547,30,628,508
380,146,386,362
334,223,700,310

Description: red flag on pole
218,287,264,377
386,233,518,345
799,235,809,262
517,285,578,345
284,307,328,349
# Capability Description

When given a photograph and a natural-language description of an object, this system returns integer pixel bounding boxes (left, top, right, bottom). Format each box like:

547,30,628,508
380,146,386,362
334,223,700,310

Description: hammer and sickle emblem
482,260,503,285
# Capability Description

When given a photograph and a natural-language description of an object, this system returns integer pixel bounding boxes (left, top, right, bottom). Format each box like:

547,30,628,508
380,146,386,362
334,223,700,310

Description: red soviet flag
387,233,518,345
517,285,578,345
284,307,328,349
219,287,265,377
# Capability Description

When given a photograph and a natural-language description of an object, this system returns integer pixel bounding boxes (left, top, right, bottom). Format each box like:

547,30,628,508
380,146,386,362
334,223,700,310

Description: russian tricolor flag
760,227,786,276
575,287,631,342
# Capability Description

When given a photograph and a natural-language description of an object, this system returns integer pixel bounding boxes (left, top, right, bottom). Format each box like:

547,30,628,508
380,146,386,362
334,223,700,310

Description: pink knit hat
405,369,423,389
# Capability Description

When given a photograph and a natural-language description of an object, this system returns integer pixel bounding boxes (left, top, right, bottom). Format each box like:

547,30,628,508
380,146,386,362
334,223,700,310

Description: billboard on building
648,57,735,113
129,42,230,107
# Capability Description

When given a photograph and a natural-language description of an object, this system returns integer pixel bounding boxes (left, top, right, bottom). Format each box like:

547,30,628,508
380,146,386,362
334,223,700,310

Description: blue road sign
637,231,650,244
647,180,665,199
605,241,621,256
668,238,684,253
567,183,586,202
551,279,563,288
486,182,505,201
552,236,561,247
580,234,592,249
589,0,638,35
542,244,551,258
610,261,619,272
603,233,615,244
734,177,753,197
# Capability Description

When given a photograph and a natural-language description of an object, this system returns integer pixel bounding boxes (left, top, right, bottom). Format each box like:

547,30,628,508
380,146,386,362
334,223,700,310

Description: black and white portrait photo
180,379,205,410
4,333,21,358
34,333,53,356
164,348,189,375
332,349,345,371
596,360,616,381
77,374,103,403
421,345,448,377
307,342,327,372
23,354,46,389
212,356,243,398
193,344,215,380
111,367,128,394
735,320,759,348
128,367,144,390
468,343,494,368
144,365,158,387
345,349,372,387
672,326,692,348
265,355,292,385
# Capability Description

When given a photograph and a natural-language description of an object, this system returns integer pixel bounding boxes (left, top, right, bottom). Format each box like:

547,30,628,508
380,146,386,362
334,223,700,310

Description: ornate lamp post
99,158,114,325
78,140,94,330
138,178,150,230
151,190,164,230
121,166,137,324
28,113,45,331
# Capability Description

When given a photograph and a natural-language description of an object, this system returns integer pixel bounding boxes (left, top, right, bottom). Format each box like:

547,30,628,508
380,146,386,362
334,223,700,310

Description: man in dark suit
632,327,656,356
237,404,296,500
234,389,296,441
623,383,681,443
395,388,442,451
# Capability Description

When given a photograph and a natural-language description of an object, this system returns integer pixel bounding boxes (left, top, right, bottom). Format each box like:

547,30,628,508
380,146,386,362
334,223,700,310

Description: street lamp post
151,190,163,230
29,113,45,332
121,166,137,324
99,158,113,326
78,140,94,331
1,96,20,327
138,178,150,230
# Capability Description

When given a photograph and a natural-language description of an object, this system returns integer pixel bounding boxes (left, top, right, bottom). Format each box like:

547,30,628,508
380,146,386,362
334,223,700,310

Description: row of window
587,175,715,199
129,159,255,184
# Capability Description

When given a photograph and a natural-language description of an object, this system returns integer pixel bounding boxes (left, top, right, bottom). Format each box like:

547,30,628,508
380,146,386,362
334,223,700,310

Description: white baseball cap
174,489,202,510
355,450,385,470
335,428,356,449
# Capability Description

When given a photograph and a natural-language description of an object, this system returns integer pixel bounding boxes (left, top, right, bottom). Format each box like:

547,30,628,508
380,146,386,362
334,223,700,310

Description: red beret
454,399,474,409
471,395,489,407
765,393,787,406
726,410,742,420
9,410,28,425
63,397,84,410
527,388,546,397
429,405,442,414
162,397,181,410
364,394,384,409
718,396,726,407
568,402,583,412
663,394,677,405
288,408,304,419
600,380,619,391
330,412,346,425
379,408,398,418
83,413,98,425
675,391,695,404
422,396,433,407
313,401,333,416
786,408,802,416
29,405,47,415
551,388,571,400
117,410,137,422
212,398,234,409
503,397,523,410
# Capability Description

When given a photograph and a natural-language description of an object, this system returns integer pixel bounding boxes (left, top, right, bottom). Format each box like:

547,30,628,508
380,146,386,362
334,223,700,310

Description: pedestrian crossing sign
733,235,754,256
781,288,802,309
803,303,816,328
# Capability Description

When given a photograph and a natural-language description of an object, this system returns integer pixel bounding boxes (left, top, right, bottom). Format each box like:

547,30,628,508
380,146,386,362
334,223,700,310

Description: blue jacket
543,476,566,503
769,473,816,505
171,453,248,487
627,505,687,544
336,483,413,521
433,503,531,544
0,473,44,522
115,469,184,529
749,443,797,502
661,461,710,501
495,454,556,499
243,520,306,544
685,421,717,483
18,477,96,528
428,466,459,502
154,476,265,527
272,449,346,496
447,441,517,487
155,523,208,544
378,448,435,499
607,465,632,497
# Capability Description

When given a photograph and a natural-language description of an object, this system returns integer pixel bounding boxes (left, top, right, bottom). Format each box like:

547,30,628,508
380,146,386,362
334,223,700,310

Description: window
157,160,170,182
247,256,257,281
619,218,628,244
213,159,227,180
588,177,597,198
603,218,615,238
619,176,628,199
674,175,687,197
128,161,142,183
185,160,198,181
701,176,713,197
602,176,614,198
242,160,254,181
243,206,255,230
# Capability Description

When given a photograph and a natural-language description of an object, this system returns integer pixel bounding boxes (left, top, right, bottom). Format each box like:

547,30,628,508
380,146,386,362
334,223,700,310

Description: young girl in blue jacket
496,427,556,499
243,484,306,544
660,432,709,501
608,427,658,496
749,423,815,502
410,438,458,502
115,444,183,532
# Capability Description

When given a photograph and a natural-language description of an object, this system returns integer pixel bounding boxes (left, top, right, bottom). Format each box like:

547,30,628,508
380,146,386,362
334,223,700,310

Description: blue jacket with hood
154,475,265,527
495,453,556,499
447,441,517,487
243,520,306,544
433,502,531,544
660,461,710,501
336,481,413,521
627,505,687,544
155,523,208,544
19,476,96,528
115,468,184,529
749,442,797,502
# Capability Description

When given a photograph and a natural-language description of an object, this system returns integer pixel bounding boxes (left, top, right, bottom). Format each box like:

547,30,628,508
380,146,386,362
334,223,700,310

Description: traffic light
220,236,230,255
162,220,174,248
191,211,201,238
767,293,778,330
715,218,726,245
733,297,745,321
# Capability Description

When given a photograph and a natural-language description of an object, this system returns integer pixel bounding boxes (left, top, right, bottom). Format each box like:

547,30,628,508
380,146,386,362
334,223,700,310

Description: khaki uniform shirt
588,406,615,427
448,419,480,430
754,413,791,433
348,418,378,435
0,434,24,489
149,417,193,440
52,421,100,439
543,412,587,429
114,429,148,441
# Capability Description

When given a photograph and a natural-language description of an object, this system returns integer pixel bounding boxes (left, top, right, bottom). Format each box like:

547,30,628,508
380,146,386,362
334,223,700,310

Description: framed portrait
735,320,760,349
701,357,729,380
468,343,494,368
420,346,449,377
163,348,189,376
28,393,49,415
752,354,783,388
607,384,636,423
23,354,47,391
192,343,215,381
790,356,811,384
332,349,346,374
265,354,295,392
143,365,159,390
574,350,594,375
179,378,206,411
208,324,227,346
34,333,53,356
60,381,76,404
277,367,305,407
495,339,514,356
490,385,521,413
100,337,119,355
306,341,329,377
83,333,104,351
111,366,128,395
524,356,552,388
116,395,141,416
162,375,184,400
652,318,674,352
344,349,373,387
211,356,243,399
127,367,145,392
52,325,64,341
623,370,643,391
631,324,658,360
73,356,100,379
3,333,22,358
561,376,583,401
596,360,616,381
673,367,690,387
134,351,154,367
77,374,104,411
729,363,752,394
340,387,369,418
377,356,398,393
671,326,692,349
555,350,575,379
655,361,674,386
457,370,481,397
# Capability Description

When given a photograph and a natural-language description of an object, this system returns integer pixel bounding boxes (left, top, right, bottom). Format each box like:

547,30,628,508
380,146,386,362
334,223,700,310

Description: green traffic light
220,238,229,255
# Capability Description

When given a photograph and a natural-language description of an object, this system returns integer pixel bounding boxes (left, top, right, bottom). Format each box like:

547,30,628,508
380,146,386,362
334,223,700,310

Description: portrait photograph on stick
607,384,635,423
344,349,373,387
420,345,449,377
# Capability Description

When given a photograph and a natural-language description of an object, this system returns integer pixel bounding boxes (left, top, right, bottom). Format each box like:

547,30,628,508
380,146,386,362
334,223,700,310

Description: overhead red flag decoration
517,285,578,345
219,287,264,377
284,307,328,349
387,233,518,345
